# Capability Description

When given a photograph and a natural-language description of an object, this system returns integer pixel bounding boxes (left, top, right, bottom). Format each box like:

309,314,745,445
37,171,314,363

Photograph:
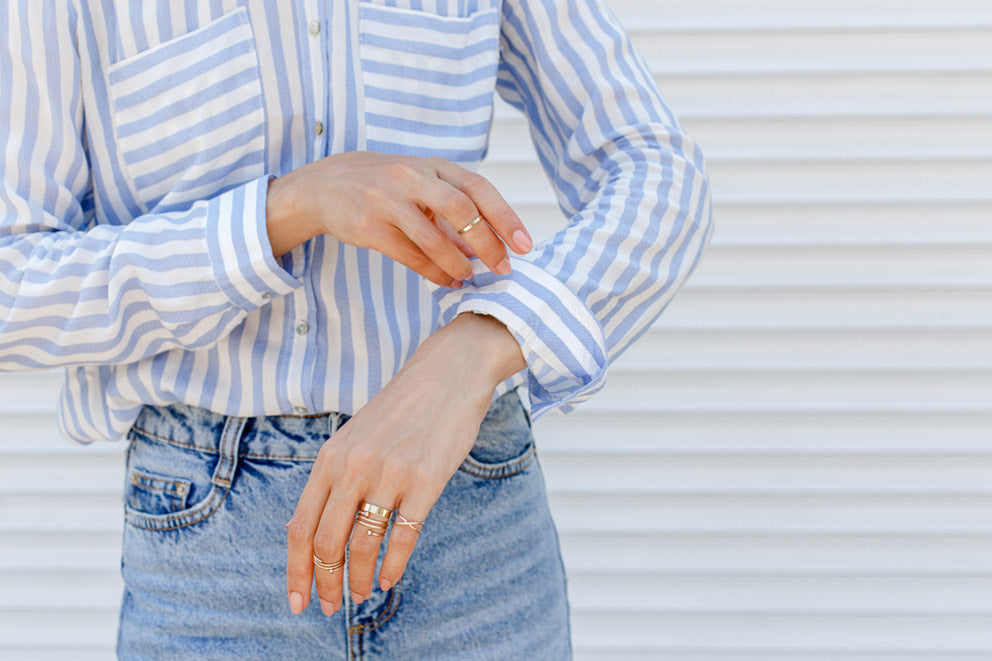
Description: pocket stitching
124,484,230,532
128,467,192,512
457,443,535,479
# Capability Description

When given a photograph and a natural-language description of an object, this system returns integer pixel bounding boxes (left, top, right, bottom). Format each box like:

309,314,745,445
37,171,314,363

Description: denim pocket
106,7,266,212
358,0,500,165
126,467,192,514
123,417,244,531
458,390,535,479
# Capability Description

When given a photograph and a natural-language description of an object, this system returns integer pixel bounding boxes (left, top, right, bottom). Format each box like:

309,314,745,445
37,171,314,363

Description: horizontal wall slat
567,613,992,650
634,29,992,75
489,116,992,162
609,0,992,31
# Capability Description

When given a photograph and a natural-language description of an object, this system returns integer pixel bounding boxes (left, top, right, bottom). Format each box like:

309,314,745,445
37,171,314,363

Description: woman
0,0,712,658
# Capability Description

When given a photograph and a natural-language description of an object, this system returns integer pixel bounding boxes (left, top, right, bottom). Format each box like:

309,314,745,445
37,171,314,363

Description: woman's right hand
265,152,533,287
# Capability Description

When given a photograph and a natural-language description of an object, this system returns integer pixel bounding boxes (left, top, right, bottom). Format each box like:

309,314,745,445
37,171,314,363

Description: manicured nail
289,591,305,614
380,578,395,592
449,279,463,289
512,229,533,252
494,258,511,275
320,598,335,616
351,591,367,605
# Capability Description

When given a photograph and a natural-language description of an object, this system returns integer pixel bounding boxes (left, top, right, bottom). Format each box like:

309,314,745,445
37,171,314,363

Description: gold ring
355,513,389,537
313,553,345,573
457,215,484,235
395,513,424,534
359,502,392,519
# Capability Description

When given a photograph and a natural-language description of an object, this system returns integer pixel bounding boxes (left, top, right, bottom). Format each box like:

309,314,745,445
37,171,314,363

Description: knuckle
404,252,433,274
461,170,487,191
285,519,311,542
312,530,339,553
418,231,446,256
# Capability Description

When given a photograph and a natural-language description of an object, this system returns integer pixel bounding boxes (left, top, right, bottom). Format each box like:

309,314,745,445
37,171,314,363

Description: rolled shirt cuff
205,175,302,312
433,257,608,420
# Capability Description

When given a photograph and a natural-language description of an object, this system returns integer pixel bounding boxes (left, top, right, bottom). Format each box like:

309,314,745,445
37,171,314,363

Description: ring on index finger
456,215,484,235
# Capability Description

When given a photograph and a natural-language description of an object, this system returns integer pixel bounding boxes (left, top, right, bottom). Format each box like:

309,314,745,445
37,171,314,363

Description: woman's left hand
283,313,527,615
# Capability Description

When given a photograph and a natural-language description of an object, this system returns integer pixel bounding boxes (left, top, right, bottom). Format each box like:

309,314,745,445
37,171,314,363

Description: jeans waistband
128,403,349,461
127,389,526,462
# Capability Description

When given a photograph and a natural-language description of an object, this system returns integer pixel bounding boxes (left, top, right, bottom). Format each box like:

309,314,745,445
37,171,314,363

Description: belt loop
211,415,248,489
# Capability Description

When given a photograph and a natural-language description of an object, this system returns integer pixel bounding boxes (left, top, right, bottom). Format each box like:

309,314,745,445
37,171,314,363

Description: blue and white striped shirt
0,0,712,443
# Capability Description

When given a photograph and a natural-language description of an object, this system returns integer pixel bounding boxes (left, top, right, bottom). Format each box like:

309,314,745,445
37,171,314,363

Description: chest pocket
107,8,266,213
358,0,501,167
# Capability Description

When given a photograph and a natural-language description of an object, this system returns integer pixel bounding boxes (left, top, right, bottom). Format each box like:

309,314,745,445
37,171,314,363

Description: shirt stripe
0,0,712,443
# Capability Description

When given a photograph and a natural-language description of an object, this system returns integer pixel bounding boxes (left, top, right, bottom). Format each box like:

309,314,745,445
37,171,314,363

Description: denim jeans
116,390,572,659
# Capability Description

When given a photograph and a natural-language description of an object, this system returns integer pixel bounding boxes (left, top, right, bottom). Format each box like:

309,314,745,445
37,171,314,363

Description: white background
2,0,992,658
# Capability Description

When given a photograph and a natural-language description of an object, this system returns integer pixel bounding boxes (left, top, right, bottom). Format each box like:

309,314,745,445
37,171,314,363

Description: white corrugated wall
2,0,991,658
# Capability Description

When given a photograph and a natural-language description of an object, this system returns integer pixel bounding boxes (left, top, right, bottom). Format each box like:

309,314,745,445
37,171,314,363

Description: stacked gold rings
312,554,344,574
355,501,392,537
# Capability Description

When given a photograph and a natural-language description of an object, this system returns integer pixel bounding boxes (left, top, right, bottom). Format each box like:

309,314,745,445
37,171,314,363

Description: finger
348,496,396,603
312,489,360,614
380,226,463,288
432,208,478,260
378,495,432,592
285,449,336,615
415,179,510,275
392,205,475,282
433,159,532,255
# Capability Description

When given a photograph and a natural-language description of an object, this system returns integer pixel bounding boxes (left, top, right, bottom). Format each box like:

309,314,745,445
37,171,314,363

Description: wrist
422,312,527,391
265,175,321,258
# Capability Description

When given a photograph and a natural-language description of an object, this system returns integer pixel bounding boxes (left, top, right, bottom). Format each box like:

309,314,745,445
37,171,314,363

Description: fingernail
380,578,395,592
495,258,511,275
351,591,367,605
449,279,463,289
289,591,305,614
512,230,533,252
320,599,336,616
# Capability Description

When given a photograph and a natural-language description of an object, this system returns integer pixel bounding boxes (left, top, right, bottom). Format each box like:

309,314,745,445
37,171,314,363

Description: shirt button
308,20,320,36
296,320,310,336
314,121,324,136
293,406,309,415
261,291,274,300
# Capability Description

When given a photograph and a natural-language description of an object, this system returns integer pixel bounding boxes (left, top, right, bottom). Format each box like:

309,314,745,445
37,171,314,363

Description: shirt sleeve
432,0,714,419
0,3,300,371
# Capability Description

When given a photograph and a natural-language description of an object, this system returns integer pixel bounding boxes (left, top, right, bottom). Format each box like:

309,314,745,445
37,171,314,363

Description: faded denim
116,390,572,659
